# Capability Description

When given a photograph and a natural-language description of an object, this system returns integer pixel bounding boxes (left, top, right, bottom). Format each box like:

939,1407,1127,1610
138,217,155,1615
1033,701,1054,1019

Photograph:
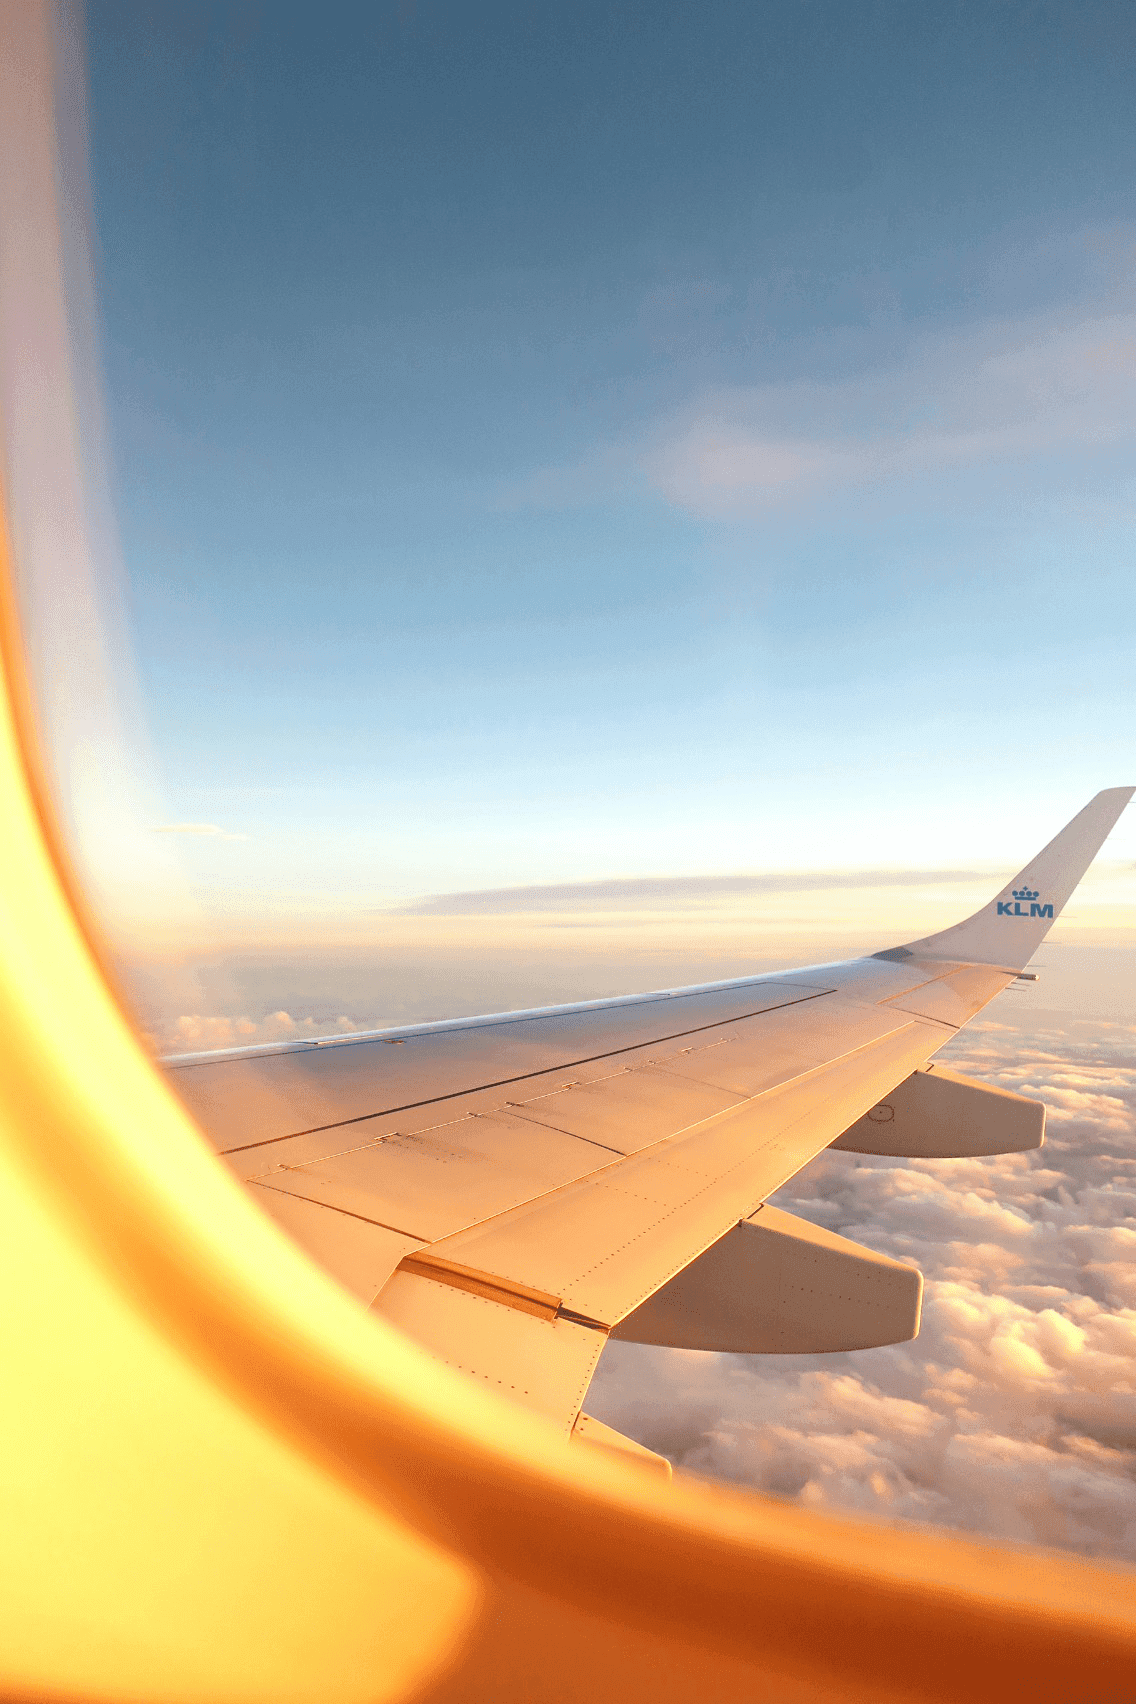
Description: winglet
876,788,1133,970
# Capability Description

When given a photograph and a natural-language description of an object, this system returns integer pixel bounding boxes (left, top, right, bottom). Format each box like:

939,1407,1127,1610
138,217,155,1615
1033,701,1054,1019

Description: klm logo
997,886,1053,919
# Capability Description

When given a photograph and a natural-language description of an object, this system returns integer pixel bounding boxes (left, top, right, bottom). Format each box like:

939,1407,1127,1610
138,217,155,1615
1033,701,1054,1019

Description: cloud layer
394,867,996,917
590,1012,1136,1563
166,1009,359,1052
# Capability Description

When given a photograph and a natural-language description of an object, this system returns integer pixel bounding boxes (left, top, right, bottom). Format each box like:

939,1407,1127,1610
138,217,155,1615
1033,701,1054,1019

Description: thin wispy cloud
510,294,1136,520
649,309,1136,517
392,868,998,917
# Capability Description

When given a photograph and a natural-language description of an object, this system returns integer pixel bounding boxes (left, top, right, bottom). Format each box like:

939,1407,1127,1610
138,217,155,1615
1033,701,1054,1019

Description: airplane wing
165,787,1132,1462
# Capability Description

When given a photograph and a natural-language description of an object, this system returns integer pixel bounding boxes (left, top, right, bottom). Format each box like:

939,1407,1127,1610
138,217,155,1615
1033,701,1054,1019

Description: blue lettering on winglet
998,888,1053,919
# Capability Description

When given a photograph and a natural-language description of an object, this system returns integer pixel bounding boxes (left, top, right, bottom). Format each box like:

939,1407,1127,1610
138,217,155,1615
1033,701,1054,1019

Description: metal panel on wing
230,996,899,1255
648,999,916,1098
882,963,1014,1027
505,1065,747,1155
380,1017,931,1354
249,1184,425,1305
169,979,830,1153
248,1109,631,1246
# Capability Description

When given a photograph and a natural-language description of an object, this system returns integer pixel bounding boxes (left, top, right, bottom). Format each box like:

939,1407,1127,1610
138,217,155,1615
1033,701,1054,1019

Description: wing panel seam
248,1180,428,1245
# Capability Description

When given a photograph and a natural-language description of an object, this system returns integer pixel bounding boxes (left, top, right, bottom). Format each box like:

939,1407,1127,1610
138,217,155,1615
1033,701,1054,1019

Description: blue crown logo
999,884,1052,918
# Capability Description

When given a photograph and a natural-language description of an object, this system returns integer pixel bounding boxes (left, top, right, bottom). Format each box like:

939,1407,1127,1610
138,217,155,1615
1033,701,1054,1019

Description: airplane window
3,0,1134,1596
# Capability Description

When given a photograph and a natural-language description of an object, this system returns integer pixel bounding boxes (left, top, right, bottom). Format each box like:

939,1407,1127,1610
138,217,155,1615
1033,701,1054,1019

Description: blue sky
85,0,1136,913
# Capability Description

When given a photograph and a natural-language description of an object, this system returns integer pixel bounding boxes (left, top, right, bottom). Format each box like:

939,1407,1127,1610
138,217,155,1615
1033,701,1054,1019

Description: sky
63,1,1136,1562
81,0,1136,930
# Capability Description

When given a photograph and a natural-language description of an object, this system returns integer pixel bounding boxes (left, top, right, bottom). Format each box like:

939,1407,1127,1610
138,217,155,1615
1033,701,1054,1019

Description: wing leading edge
166,789,1132,1453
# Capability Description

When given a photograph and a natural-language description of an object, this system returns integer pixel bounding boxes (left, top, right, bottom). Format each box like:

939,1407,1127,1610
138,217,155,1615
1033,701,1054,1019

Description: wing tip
873,786,1133,971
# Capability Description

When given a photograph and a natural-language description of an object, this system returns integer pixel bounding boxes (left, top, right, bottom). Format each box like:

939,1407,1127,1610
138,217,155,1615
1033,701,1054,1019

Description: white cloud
645,310,1136,517
394,866,998,917
589,1013,1136,1563
509,288,1136,520
166,1010,358,1053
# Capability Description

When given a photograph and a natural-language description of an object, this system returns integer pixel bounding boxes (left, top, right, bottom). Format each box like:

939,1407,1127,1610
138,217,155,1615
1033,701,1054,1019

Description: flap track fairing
831,1064,1044,1158
611,1206,922,1355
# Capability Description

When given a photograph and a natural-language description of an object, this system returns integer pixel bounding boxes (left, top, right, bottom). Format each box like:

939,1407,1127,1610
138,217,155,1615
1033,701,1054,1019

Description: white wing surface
166,789,1132,1453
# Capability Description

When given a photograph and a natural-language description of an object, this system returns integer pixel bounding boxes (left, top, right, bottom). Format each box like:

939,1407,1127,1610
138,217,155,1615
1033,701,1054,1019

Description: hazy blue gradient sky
85,0,1136,913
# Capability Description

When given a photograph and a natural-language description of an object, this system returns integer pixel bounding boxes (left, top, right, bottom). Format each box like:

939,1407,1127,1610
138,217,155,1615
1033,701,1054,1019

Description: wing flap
831,1063,1044,1157
375,1268,606,1430
612,1205,922,1353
